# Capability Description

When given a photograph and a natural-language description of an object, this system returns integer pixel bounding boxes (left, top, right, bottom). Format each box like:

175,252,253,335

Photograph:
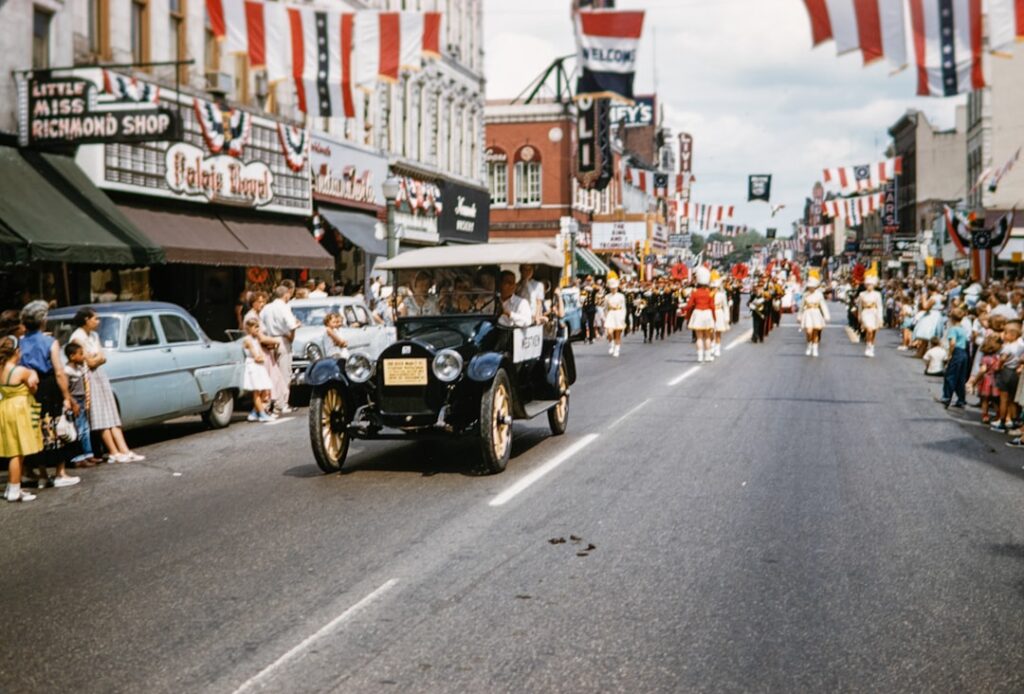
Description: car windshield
50,316,121,349
292,304,348,327
389,267,505,318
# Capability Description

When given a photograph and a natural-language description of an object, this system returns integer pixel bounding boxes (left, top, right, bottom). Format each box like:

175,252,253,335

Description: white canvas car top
377,242,564,270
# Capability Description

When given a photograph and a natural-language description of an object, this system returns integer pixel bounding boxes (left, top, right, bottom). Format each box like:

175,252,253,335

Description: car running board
521,400,560,420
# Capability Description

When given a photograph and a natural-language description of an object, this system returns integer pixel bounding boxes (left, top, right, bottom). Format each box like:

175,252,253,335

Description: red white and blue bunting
276,123,308,173
193,99,252,157
102,70,159,103
394,177,443,216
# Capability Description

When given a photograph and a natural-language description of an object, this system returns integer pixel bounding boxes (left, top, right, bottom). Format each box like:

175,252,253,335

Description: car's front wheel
548,362,570,436
478,369,513,475
202,389,234,429
309,386,350,474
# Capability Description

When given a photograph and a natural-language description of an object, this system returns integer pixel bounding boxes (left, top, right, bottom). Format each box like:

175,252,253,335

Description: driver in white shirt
498,271,533,328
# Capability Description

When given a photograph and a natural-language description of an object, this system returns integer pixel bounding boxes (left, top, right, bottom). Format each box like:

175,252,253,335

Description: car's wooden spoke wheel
309,386,350,474
548,363,569,436
478,369,512,474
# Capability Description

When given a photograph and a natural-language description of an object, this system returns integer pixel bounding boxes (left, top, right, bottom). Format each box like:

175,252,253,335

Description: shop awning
0,219,29,267
319,208,386,257
0,147,164,266
575,247,611,277
118,203,334,270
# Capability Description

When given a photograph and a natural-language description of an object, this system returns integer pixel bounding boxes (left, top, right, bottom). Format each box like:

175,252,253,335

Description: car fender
466,352,509,383
545,339,577,390
305,358,348,388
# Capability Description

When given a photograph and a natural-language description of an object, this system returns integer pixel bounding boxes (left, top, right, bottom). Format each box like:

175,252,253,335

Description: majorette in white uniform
799,276,830,358
603,277,627,358
856,274,884,358
711,276,731,358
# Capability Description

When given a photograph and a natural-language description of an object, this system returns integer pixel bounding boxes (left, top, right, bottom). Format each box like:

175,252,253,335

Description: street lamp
382,175,401,261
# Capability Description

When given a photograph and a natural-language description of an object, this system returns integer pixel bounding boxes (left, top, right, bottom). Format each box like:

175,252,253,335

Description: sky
483,0,964,238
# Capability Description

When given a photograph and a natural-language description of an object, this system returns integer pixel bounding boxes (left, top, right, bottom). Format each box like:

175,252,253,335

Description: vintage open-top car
305,242,577,475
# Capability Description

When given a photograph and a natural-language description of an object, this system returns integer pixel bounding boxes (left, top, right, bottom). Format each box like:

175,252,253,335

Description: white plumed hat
695,266,711,286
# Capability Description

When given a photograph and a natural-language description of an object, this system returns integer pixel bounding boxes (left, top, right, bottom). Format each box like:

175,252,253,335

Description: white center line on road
608,398,651,430
725,330,753,351
231,579,399,694
488,434,600,508
668,365,700,387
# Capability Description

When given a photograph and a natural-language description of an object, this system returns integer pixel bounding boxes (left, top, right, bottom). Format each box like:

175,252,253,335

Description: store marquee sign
591,221,647,251
310,135,387,210
18,74,179,148
609,96,655,129
166,143,273,207
439,181,489,244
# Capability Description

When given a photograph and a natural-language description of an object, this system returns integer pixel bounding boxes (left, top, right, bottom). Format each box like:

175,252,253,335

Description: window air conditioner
204,71,233,96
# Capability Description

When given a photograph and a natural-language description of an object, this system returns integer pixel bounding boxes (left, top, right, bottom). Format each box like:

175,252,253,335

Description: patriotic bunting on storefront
945,206,1016,282
205,0,441,117
194,98,252,157
277,123,308,173
624,167,674,198
103,70,160,103
573,9,646,102
822,157,901,194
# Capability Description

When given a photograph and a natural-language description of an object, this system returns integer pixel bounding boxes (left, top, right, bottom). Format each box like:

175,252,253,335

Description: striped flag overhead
822,157,902,193
987,0,1024,53
907,0,985,96
802,0,907,69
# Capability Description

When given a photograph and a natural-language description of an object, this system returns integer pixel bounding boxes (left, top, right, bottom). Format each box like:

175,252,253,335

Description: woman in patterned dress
70,307,145,463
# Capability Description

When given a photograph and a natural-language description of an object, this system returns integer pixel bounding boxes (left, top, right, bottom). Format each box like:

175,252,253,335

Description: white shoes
812,343,819,358
865,345,875,358
53,476,80,488
697,350,705,363
111,452,146,463
4,484,36,502
714,344,722,357
612,345,620,358
608,343,615,355
806,344,813,356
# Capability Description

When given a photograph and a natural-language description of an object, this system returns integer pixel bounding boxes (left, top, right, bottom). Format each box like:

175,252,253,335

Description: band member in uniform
728,277,742,326
711,273,731,358
580,276,599,344
685,267,717,363
857,273,884,357
799,275,830,357
603,277,627,358
640,283,657,343
749,284,768,343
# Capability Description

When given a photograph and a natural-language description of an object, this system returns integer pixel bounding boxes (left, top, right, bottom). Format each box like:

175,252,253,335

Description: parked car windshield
50,316,122,349
292,303,349,327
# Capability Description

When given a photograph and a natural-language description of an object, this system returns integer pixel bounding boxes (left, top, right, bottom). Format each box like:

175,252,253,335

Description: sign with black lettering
513,326,544,364
18,75,179,148
575,97,613,191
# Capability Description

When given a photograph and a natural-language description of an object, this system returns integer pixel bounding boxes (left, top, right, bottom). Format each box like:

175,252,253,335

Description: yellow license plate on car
383,358,428,386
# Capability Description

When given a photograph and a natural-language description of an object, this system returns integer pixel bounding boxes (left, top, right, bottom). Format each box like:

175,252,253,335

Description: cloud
483,0,962,235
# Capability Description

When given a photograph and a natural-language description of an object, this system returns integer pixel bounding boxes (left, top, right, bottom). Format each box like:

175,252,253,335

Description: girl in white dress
602,278,627,358
711,276,731,358
856,275,885,357
799,276,830,357
242,318,275,423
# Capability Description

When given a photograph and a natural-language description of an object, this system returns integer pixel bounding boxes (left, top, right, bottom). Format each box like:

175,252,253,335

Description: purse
56,410,78,444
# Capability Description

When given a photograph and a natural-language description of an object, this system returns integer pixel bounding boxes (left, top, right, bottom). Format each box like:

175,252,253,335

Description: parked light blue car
48,302,245,430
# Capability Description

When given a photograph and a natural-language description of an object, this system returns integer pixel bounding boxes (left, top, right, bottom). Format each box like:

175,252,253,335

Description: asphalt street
4,306,1024,693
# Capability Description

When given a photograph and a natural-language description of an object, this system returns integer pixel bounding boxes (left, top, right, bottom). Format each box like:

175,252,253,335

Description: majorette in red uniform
685,267,717,363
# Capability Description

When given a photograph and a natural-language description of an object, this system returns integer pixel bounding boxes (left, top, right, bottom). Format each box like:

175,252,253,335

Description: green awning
0,219,30,267
0,146,165,266
575,247,611,277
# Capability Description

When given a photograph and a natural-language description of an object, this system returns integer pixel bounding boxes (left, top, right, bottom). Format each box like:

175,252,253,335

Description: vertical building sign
677,132,693,232
882,178,899,233
575,97,613,191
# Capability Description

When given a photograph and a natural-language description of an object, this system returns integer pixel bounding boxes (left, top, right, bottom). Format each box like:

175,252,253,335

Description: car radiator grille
380,395,432,415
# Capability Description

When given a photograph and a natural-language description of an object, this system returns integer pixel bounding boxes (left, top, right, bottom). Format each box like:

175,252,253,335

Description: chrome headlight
305,343,323,362
432,349,463,383
345,352,374,383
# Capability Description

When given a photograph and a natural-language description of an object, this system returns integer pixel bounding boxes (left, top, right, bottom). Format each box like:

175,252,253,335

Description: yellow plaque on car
383,358,428,386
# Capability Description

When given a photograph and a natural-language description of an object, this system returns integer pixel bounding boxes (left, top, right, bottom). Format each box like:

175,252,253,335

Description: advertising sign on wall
609,96,655,129
439,181,489,244
576,97,613,191
18,70,180,148
310,134,388,211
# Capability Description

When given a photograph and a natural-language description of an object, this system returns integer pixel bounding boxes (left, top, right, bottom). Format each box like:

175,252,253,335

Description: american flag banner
680,202,736,230
800,223,834,240
824,192,885,225
823,157,901,194
802,0,907,69
205,0,441,117
676,172,696,194
945,206,1016,282
624,167,670,198
907,0,985,97
988,0,1024,53
717,223,748,238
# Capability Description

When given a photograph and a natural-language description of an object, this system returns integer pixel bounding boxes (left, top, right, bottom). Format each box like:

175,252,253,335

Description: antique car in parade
48,302,245,430
305,243,577,475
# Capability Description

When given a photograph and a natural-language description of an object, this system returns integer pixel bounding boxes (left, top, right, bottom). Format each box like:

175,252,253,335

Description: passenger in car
517,264,545,325
322,312,349,360
398,271,440,318
498,271,534,328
